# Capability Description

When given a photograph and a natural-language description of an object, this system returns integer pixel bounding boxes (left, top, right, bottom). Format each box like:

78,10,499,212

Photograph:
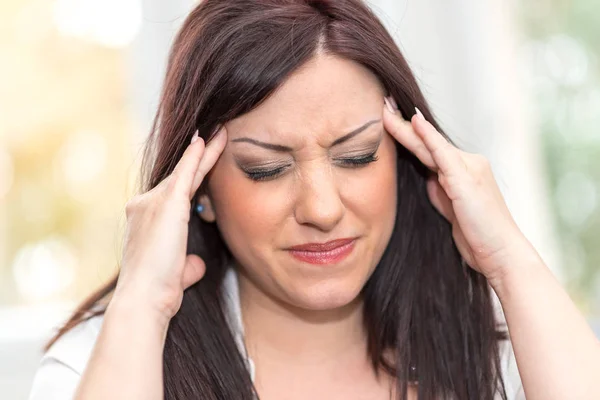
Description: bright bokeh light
555,171,597,228
54,130,108,201
544,34,589,87
52,0,142,48
11,236,77,302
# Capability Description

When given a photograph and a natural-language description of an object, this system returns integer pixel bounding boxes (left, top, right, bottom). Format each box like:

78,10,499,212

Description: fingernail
415,107,425,120
389,96,398,110
384,97,396,114
191,130,199,144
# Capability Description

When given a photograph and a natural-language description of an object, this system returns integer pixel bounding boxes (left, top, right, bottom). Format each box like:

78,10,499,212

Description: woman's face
204,55,398,311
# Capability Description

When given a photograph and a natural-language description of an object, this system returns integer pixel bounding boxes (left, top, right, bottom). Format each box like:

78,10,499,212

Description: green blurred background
520,0,600,315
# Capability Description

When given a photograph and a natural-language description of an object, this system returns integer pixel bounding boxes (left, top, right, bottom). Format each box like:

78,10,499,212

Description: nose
293,165,345,232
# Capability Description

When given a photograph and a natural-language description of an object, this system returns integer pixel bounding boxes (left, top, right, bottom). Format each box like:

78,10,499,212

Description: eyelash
244,152,379,182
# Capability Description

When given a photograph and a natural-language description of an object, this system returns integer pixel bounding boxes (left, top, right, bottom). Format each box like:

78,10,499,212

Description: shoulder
44,314,104,374
28,314,105,400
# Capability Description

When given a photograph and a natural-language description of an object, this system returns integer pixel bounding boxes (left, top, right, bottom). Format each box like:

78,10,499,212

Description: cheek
344,135,398,224
207,159,291,253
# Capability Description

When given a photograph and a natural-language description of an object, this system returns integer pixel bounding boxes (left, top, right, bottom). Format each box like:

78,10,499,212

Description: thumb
182,254,206,289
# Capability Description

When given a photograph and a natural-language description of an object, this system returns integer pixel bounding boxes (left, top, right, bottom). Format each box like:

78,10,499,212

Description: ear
195,194,216,223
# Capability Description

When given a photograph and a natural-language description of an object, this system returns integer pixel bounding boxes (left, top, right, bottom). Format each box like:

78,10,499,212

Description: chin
285,274,367,311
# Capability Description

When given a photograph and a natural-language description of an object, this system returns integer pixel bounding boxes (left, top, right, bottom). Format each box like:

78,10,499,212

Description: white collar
221,267,256,382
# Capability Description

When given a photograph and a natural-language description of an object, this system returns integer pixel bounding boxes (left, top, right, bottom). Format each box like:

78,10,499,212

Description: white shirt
28,268,525,399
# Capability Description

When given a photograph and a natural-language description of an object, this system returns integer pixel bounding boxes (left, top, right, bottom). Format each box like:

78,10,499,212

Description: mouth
286,238,357,265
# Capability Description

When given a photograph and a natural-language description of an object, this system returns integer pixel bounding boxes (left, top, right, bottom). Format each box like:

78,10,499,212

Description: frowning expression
203,54,398,311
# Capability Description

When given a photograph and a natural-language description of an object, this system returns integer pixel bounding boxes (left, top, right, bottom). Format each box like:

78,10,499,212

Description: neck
237,268,369,367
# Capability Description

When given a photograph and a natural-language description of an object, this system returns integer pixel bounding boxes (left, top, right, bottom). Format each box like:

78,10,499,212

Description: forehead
226,55,385,143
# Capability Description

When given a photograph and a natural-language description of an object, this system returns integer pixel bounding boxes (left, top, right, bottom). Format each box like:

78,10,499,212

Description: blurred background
0,0,598,398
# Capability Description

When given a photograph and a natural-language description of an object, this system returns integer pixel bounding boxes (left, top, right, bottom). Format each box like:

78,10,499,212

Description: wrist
106,289,172,338
487,242,547,300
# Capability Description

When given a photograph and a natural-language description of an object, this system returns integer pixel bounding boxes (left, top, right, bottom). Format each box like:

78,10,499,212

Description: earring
195,204,205,214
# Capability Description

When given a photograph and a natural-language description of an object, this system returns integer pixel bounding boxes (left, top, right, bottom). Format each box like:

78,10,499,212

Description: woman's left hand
382,96,535,283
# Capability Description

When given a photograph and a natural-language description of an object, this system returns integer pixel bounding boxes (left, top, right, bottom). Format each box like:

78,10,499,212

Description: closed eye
242,151,379,182
243,165,290,181
336,151,379,167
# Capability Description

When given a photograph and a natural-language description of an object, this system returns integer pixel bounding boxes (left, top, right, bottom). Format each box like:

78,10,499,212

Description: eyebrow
231,119,381,152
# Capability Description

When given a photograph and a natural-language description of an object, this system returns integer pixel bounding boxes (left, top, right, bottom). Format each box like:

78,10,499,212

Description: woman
29,0,600,399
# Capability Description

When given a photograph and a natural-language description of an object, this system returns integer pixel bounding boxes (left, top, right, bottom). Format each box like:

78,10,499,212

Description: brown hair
47,1,508,399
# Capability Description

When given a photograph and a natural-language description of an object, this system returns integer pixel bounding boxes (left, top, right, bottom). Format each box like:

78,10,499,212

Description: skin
71,53,600,400
198,54,401,399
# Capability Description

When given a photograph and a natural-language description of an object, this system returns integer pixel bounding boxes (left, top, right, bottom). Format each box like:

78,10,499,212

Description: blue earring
195,204,205,214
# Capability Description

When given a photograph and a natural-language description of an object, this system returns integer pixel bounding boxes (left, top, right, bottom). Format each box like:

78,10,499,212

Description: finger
170,130,207,198
382,98,437,170
182,254,206,289
191,125,227,192
426,175,456,223
411,108,466,176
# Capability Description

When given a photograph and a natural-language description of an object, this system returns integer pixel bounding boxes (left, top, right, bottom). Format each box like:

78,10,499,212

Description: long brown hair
46,1,508,399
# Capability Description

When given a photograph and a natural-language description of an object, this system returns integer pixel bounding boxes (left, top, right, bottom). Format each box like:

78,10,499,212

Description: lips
287,238,357,265
287,238,356,252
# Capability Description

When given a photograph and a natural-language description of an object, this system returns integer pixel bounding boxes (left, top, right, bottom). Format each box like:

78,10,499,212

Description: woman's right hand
112,125,227,323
